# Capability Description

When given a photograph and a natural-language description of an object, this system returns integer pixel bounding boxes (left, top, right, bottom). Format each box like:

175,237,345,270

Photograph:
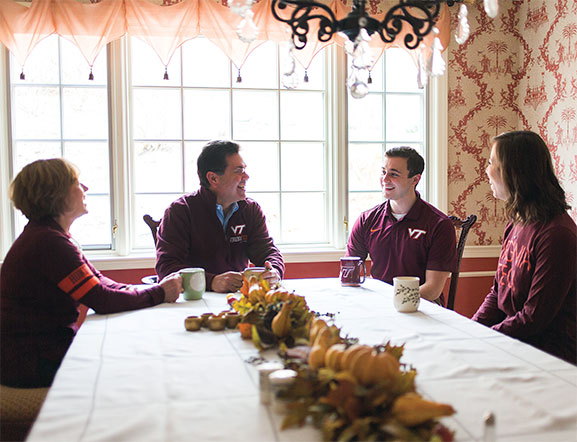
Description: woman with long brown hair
473,130,576,364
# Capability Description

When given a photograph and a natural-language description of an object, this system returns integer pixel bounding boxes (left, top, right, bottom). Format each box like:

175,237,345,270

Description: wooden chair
446,214,477,311
142,214,161,285
143,214,160,245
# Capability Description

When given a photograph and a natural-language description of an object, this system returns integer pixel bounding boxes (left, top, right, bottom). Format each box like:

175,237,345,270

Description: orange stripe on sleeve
58,264,94,293
69,276,99,301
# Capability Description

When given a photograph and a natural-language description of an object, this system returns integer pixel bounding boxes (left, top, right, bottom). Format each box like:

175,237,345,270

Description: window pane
348,93,383,141
70,195,112,248
349,143,383,191
280,91,324,140
385,48,420,93
61,38,107,85
62,87,108,139
233,41,277,89
12,87,60,139
281,142,324,191
232,90,278,140
385,94,423,142
184,141,204,192
183,39,230,87
12,37,59,84
13,142,62,173
240,142,280,192
183,89,230,140
246,192,280,242
64,142,110,194
131,37,182,86
281,193,326,243
134,193,183,249
132,88,182,139
134,142,183,193
279,43,325,91
348,192,382,227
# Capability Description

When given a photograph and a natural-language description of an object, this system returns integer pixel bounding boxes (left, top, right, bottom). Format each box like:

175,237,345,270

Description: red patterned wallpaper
447,0,577,246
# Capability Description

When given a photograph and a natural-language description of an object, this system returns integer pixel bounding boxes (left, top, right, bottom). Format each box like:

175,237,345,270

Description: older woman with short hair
1,158,182,388
473,131,576,364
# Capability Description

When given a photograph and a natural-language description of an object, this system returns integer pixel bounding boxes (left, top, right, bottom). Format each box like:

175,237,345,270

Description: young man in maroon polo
347,147,457,304
155,140,284,293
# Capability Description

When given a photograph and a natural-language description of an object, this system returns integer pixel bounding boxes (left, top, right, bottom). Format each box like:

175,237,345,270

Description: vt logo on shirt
408,228,426,239
231,225,245,235
230,224,247,243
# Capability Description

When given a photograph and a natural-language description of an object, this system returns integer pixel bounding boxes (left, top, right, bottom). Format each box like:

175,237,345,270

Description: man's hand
262,261,280,288
212,271,244,293
159,272,182,303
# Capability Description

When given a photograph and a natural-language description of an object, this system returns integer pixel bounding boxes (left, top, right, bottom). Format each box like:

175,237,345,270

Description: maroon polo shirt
347,195,457,286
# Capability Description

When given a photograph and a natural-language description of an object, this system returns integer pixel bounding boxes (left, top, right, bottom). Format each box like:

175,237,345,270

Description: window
1,35,439,262
7,36,112,250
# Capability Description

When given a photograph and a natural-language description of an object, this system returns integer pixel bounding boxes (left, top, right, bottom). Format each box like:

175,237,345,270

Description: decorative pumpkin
324,343,347,371
348,349,401,386
309,318,327,344
308,342,328,369
340,344,372,371
313,325,331,348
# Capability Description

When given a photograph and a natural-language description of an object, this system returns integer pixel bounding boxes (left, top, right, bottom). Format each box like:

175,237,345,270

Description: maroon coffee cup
340,257,366,286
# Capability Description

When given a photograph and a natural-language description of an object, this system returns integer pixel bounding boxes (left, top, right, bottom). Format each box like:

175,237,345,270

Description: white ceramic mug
393,276,420,313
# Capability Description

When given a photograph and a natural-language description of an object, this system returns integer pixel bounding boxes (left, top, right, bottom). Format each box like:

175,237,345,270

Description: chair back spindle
446,214,477,311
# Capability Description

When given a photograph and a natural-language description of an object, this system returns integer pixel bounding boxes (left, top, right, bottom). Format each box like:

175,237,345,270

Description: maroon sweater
0,218,165,387
473,213,576,364
155,187,284,289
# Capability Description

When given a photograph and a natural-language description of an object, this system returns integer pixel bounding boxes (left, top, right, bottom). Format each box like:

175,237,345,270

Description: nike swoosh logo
370,228,381,233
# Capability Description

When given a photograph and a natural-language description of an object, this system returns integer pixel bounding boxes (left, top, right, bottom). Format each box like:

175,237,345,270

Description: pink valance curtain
0,0,452,73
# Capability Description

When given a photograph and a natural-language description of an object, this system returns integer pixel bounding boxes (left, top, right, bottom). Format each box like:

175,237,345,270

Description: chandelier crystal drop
455,4,470,45
484,0,499,19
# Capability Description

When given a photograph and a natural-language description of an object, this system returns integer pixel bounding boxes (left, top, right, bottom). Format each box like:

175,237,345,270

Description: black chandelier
271,0,465,51
224,0,498,96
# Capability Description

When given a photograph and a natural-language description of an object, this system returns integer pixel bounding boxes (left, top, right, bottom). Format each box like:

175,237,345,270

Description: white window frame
0,42,447,269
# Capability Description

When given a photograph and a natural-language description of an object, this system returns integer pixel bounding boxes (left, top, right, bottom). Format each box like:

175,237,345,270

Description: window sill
87,248,348,271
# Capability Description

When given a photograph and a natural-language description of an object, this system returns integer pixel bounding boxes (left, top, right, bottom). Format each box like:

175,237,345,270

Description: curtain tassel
304,70,309,83
163,67,169,80
367,71,372,84
20,70,25,80
236,69,242,83
88,67,94,81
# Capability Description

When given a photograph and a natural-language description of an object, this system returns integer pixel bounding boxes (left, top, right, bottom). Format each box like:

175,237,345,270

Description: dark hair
493,130,570,224
385,146,425,177
197,140,241,188
10,158,79,221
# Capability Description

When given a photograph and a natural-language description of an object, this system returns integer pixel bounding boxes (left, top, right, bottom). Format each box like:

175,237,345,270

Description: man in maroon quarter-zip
156,140,284,293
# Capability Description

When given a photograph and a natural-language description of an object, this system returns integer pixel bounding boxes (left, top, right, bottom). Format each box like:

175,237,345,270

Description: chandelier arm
377,0,442,50
271,0,339,49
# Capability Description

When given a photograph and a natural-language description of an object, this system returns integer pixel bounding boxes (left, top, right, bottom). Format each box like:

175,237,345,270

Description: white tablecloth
27,278,577,442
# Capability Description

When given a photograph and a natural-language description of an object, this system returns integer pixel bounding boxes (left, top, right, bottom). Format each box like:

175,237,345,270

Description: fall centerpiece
226,276,456,441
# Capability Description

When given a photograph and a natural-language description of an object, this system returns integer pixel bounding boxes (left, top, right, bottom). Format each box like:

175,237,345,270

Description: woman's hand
159,272,182,302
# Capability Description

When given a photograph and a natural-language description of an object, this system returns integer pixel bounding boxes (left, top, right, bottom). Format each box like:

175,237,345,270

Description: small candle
257,362,285,405
269,369,297,414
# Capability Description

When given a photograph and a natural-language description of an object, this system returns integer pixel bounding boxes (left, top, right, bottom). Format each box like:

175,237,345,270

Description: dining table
27,278,577,442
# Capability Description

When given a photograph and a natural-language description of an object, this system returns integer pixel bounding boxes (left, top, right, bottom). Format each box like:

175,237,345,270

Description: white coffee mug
393,276,420,313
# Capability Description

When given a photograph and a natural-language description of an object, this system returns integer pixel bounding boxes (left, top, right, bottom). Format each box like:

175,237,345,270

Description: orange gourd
341,344,372,371
324,343,347,371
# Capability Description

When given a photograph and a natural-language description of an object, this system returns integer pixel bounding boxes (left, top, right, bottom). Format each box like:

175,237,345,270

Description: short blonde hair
10,158,79,221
